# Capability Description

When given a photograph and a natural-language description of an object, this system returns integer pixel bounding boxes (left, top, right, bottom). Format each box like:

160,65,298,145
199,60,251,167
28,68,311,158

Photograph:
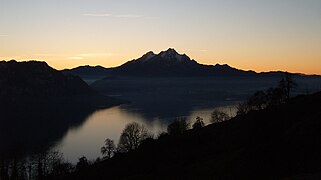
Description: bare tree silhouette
279,72,297,100
117,122,149,153
167,117,190,135
101,138,116,159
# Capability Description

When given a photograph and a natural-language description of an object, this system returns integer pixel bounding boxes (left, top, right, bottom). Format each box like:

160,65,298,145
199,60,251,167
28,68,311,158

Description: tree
266,87,285,106
192,116,205,130
211,109,230,123
247,90,267,110
279,72,297,100
101,138,116,159
75,156,89,171
167,117,190,135
34,150,64,179
117,122,149,153
50,161,74,179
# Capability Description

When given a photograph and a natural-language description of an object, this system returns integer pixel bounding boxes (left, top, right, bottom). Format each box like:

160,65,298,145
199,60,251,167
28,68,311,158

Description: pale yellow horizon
1,47,320,75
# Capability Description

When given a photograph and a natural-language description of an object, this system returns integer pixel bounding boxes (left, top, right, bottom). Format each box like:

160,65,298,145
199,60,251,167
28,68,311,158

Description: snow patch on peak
166,48,177,53
160,48,179,58
141,51,156,61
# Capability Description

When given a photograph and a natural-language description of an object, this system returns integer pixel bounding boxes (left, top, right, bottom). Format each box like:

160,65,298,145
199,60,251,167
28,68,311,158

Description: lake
55,104,237,163
53,76,321,163
2,76,320,163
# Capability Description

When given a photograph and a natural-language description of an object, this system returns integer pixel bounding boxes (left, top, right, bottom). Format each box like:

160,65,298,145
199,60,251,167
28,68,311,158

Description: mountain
0,60,94,99
0,60,123,158
62,65,111,78
62,48,256,78
112,48,255,77
0,60,123,107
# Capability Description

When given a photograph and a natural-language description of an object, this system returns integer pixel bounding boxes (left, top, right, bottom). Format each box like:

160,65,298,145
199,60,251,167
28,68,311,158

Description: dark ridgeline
62,48,257,78
0,60,123,160
63,48,321,79
62,65,110,80
0,60,94,100
112,48,255,77
65,91,321,180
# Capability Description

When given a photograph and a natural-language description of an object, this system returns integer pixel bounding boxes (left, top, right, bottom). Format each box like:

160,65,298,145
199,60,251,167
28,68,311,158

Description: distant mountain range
62,48,318,79
62,48,259,78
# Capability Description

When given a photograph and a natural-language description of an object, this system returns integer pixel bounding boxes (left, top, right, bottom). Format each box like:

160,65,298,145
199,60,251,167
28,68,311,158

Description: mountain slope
0,60,124,109
62,48,321,78
113,48,253,76
62,48,256,78
62,65,111,78
0,60,94,100
68,91,321,179
0,60,124,158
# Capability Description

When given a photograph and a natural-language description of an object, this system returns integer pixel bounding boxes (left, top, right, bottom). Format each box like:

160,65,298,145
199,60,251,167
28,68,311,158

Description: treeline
100,110,233,160
0,151,74,180
237,72,297,115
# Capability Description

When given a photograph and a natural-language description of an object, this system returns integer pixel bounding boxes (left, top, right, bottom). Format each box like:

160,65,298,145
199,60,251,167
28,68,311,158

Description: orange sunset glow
1,0,321,74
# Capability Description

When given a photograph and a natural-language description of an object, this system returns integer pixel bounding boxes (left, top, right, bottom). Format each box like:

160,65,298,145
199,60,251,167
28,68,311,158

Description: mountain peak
160,48,179,56
165,48,178,53
140,51,156,61
158,48,189,62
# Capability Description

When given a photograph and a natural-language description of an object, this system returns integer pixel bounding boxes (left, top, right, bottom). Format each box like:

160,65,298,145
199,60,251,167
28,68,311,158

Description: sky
1,0,321,74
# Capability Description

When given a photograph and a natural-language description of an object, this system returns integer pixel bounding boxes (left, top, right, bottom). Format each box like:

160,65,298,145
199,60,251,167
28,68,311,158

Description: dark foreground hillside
68,91,321,180
0,60,123,160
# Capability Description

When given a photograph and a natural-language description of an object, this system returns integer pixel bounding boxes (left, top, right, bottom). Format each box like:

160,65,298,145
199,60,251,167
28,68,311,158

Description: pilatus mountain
63,48,258,78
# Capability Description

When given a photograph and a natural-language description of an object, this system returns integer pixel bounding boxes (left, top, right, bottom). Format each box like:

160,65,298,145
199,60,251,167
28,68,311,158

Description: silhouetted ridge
62,48,253,77
0,60,94,101
0,60,123,159
111,48,247,77
63,65,111,77
62,49,320,78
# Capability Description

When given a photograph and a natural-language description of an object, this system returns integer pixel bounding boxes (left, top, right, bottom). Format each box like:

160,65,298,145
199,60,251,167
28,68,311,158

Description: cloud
115,14,143,18
79,53,113,57
83,13,112,17
68,57,84,60
32,53,56,57
67,53,114,60
82,13,143,18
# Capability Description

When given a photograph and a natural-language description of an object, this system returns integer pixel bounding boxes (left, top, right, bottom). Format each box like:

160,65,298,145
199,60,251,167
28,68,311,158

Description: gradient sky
1,0,321,74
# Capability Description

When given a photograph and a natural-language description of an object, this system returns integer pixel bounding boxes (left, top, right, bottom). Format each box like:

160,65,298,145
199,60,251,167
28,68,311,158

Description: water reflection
55,104,237,163
56,106,167,162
